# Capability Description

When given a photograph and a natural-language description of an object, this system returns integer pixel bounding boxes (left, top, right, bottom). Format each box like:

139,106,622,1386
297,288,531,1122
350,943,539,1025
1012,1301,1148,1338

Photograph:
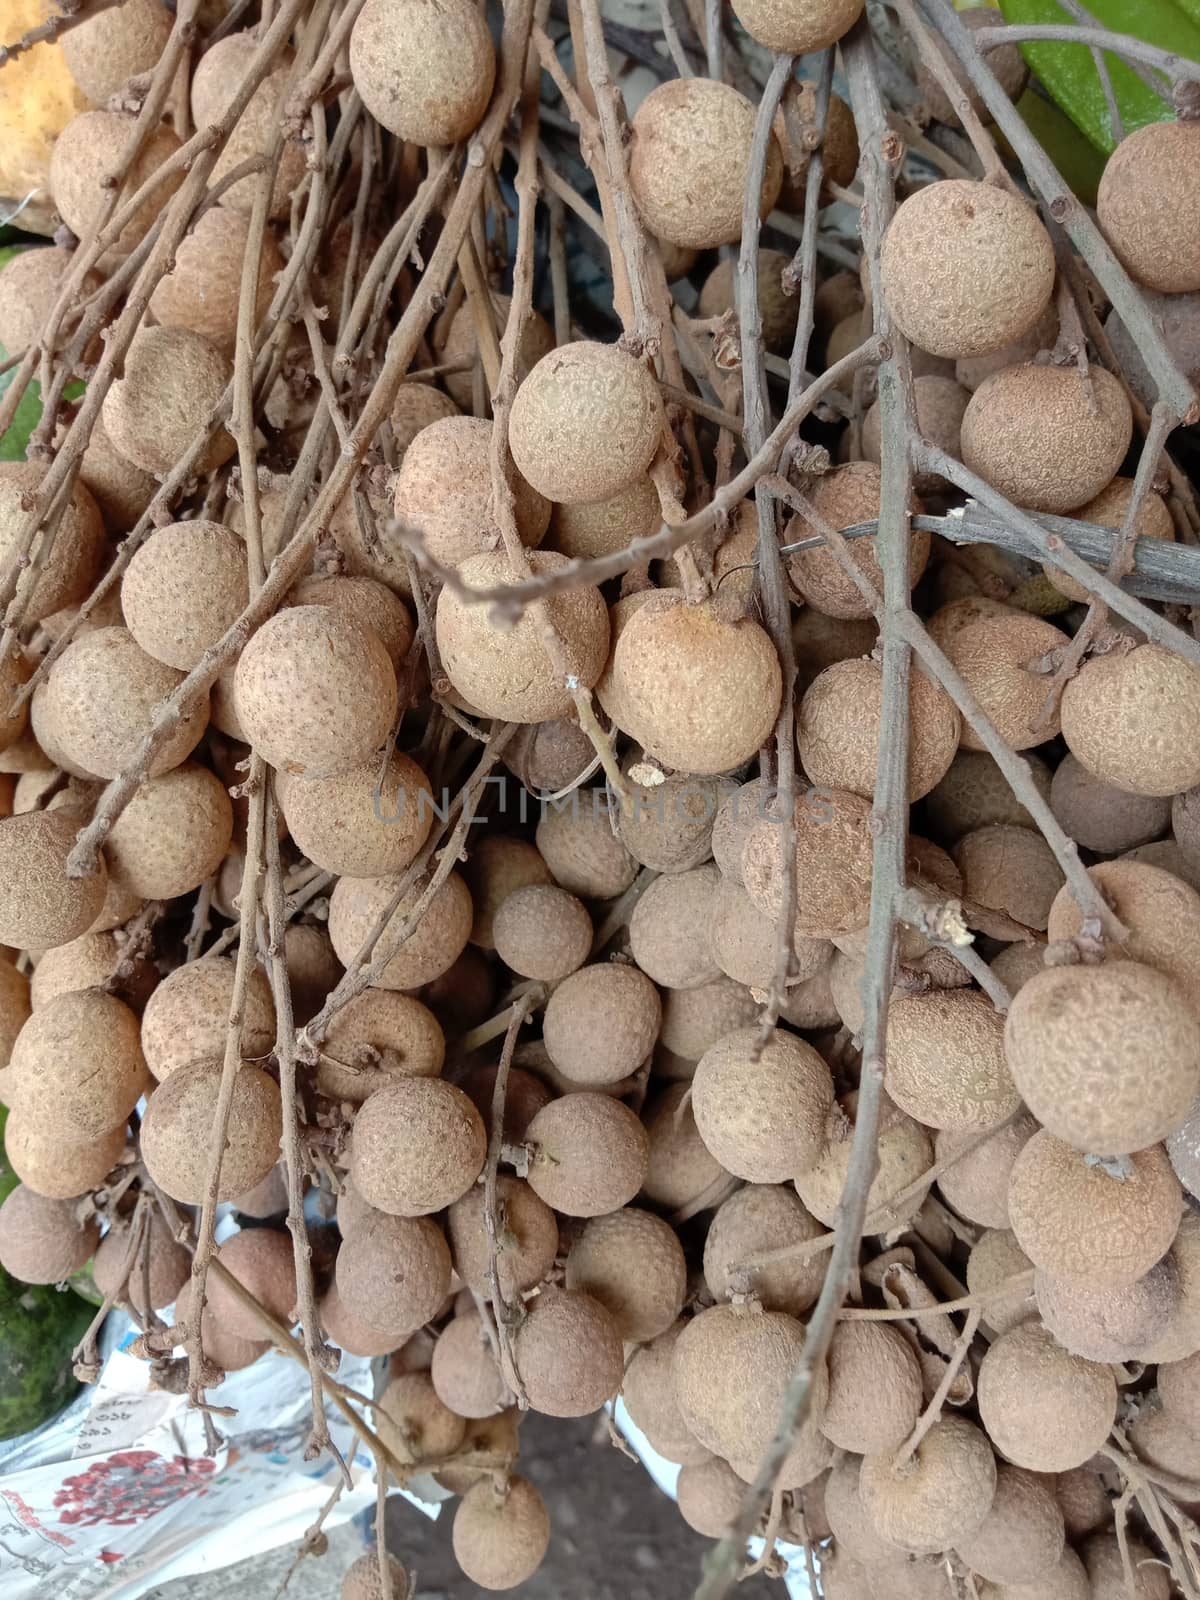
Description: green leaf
0,1108,16,1206
0,246,84,461
1010,87,1107,205
998,0,1200,153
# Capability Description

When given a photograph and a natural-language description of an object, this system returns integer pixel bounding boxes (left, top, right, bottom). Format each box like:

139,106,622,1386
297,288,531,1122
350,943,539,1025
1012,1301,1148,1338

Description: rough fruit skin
140,1061,282,1205
452,1474,550,1590
512,1286,623,1417
525,1093,649,1217
1061,643,1200,798
1005,960,1200,1156
50,114,184,264
926,749,1050,843
825,1452,905,1565
1098,121,1200,293
334,1211,450,1338
3,1112,127,1199
438,290,555,410
541,962,661,1085
446,1175,558,1300
463,835,553,948
885,988,1018,1131
698,250,799,352
147,207,282,357
340,1551,411,1600
349,0,495,146
702,1184,826,1315
608,596,782,776
0,809,107,950
1050,474,1175,604
328,870,472,991
692,1026,834,1182
675,1456,745,1537
1035,1255,1179,1363
0,248,97,362
550,475,660,562
0,1184,99,1285
954,1463,1065,1585
0,462,105,623
121,521,249,670
1049,751,1169,855
786,462,928,621
672,1304,830,1484
741,786,874,939
564,1207,686,1343
206,1228,298,1342
641,1080,727,1209
94,1211,189,1316
796,1095,933,1233
102,326,235,477
1007,1131,1181,1289
960,363,1132,514
976,1322,1117,1472
799,657,959,803
820,1321,923,1455
102,763,233,901
389,381,459,457
942,613,1071,753
234,606,398,777
731,0,861,51
492,884,592,982
862,374,970,496
629,79,783,250
936,1113,1038,1230
628,866,723,990
918,6,1028,127
622,1324,710,1466
658,977,761,1064
317,988,444,1104
374,1370,466,1463
350,1078,485,1216
1083,1532,1171,1600
436,550,609,723
859,1414,996,1553
1160,1348,1200,1431
881,181,1054,359
9,988,148,1138
966,1229,1036,1335
189,35,307,216
279,753,433,879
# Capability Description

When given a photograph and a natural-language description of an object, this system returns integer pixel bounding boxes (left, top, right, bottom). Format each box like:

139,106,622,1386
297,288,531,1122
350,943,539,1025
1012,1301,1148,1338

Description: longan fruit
955,297,1060,393
0,247,99,359
954,1463,1065,1587
492,884,591,981
279,752,433,879
509,342,664,507
322,1276,408,1359
140,1058,282,1204
148,208,282,356
121,521,249,672
93,1208,190,1315
317,988,444,1104
622,1323,710,1466
463,834,553,948
103,761,233,900
350,0,495,145
1128,839,1200,891
731,0,861,51
703,1183,825,1314
535,795,636,901
862,375,970,496
965,1228,1036,1335
627,867,721,991
1036,1253,1179,1363
953,823,1065,933
1098,121,1200,293
60,0,170,100
10,987,148,1137
102,325,235,478
0,808,107,950
452,1474,550,1590
618,765,733,876
564,1206,686,1343
327,870,473,990
513,1285,624,1418
1168,1099,1200,1202
524,1093,649,1217
1084,1532,1172,1600
917,6,1028,126
437,290,555,410
174,1279,270,1373
936,1111,1038,1230
1007,1130,1182,1288
860,1414,996,1555
0,1183,99,1284
741,786,875,939
886,987,1018,1131
435,551,609,723
799,656,959,803
692,1025,834,1182
779,78,860,204
1055,1468,1117,1542
881,181,1054,360
657,976,760,1064
710,876,829,992
335,1210,451,1338
941,610,1070,751
392,416,549,569
629,79,783,250
675,1456,745,1538
50,112,184,264
3,1109,126,1199
1106,286,1200,412
698,249,798,352
824,1451,906,1566
374,1370,466,1463
608,594,781,776
1061,643,1200,798
350,1077,484,1215
0,461,106,623
640,1081,728,1211
977,1321,1117,1473
1049,750,1169,855
786,461,928,621
340,1551,412,1600
960,364,1132,514
0,957,30,1070
821,1321,924,1456
77,413,160,536
1047,475,1175,604
389,381,459,459
206,1227,297,1342
551,475,660,561
504,717,594,796
237,606,398,776
190,34,307,215
924,749,1051,843
446,1173,558,1300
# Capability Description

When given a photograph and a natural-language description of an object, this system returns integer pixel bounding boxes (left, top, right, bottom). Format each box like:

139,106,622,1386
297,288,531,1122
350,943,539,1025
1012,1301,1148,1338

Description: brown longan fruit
509,342,664,507
796,1093,933,1232
0,247,98,359
1084,1532,1172,1600
821,1321,924,1456
779,79,860,205
862,376,970,496
513,1285,623,1417
657,977,760,1064
148,208,281,356
279,752,433,879
463,835,553,949
435,551,609,724
77,414,159,536
452,1474,550,1590
953,823,1065,934
140,1058,282,1204
925,749,1051,843
977,1321,1116,1473
375,1370,466,1464
673,1304,831,1485
885,987,1017,1131
731,0,861,51
622,1323,709,1465
618,766,733,876
954,1463,1065,1586
564,1206,686,1343
340,1551,412,1600
711,775,779,883
504,718,594,796
1008,1131,1182,1288
3,1109,126,1198
674,1456,744,1538
437,291,555,411
917,6,1028,126
234,606,398,776
0,809,108,950
1133,839,1200,893
104,761,234,900
1160,1348,1200,1433
1047,475,1175,604
190,34,307,215
698,250,798,352
692,1025,834,1182
786,462,928,622
350,0,495,145
389,381,459,458
702,1183,824,1315
524,1093,649,1217
961,364,1132,514
317,989,444,1104
1035,1254,1179,1363
206,1227,297,1342
493,884,591,982
0,1183,99,1284
824,1452,906,1565
50,112,184,264
778,965,841,1031
1050,751,1169,855
140,955,274,1082
93,1208,190,1315
860,1415,996,1555
640,1082,728,1210
328,870,473,990
0,959,30,1070
392,416,549,569
1106,287,1200,412
10,988,148,1138
536,796,638,902
60,0,170,101
174,1279,269,1374
1062,643,1200,798
629,79,783,250
550,475,660,561
710,878,831,992
955,298,1060,394
121,521,249,671
0,461,106,623
936,1112,1039,1230
799,657,959,803
102,325,235,478
322,1276,408,1359
335,1211,451,1339
628,867,721,991
446,1173,558,1301
940,610,1070,752
1007,956,1199,1153
1098,121,1200,293
35,627,209,780
881,181,1054,360
1054,1467,1115,1541
350,1077,484,1216
965,1228,1036,1335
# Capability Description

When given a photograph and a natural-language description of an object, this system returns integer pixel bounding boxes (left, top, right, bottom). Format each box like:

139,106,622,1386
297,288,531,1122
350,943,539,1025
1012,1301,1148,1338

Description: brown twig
485,994,536,1404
